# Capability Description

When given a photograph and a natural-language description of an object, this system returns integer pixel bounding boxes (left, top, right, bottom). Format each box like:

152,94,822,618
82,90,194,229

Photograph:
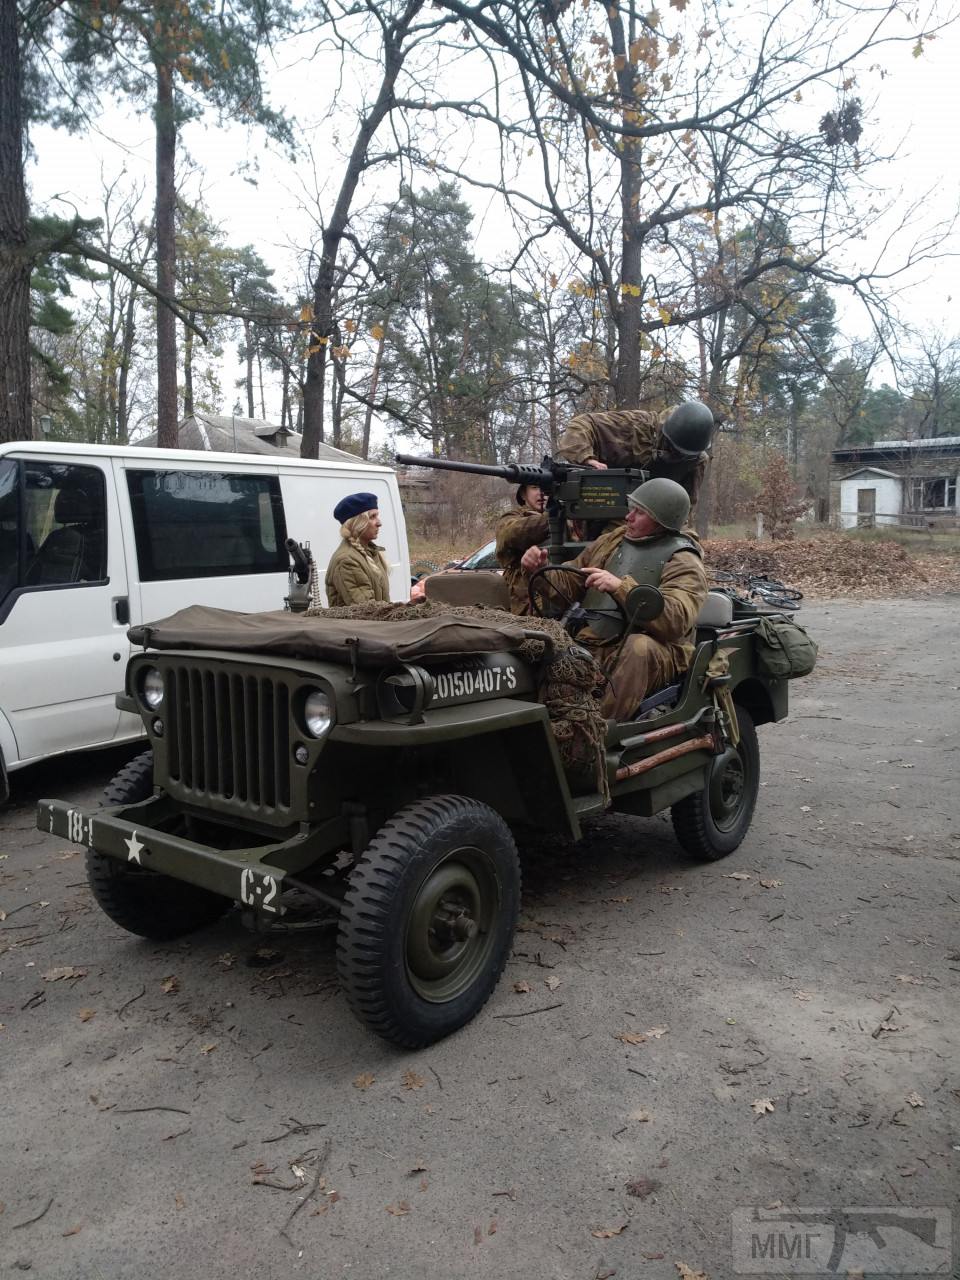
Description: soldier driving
556,400,715,510
495,482,548,614
520,477,708,721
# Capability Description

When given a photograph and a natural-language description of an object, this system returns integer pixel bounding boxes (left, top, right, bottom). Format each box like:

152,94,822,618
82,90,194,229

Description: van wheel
337,795,521,1048
671,707,760,860
86,750,230,940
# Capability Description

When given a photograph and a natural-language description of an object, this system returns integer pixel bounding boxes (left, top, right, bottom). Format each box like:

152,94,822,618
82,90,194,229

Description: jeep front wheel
86,750,230,940
337,794,521,1048
670,706,760,860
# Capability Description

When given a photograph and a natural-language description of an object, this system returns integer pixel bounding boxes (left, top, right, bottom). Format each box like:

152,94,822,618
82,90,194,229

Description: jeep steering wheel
527,565,628,636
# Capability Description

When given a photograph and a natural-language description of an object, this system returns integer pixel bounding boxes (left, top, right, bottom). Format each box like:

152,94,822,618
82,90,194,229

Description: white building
830,437,960,529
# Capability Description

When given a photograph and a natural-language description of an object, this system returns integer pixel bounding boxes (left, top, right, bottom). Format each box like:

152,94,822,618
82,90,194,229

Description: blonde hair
340,509,378,547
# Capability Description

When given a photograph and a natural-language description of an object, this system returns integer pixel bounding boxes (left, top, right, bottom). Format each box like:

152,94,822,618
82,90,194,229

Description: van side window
22,463,108,589
127,470,287,581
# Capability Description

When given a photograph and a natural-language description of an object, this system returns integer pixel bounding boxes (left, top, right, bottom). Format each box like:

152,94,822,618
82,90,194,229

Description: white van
0,442,409,798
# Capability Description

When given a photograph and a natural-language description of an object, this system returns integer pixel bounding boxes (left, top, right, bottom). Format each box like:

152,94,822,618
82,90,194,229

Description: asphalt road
1,598,957,1280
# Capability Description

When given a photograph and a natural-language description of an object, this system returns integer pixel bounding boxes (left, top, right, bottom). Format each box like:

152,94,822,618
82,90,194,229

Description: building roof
873,435,960,449
137,412,375,466
837,467,900,481
832,437,960,463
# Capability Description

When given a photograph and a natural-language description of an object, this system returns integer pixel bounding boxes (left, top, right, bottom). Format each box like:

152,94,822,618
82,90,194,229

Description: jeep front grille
165,663,292,813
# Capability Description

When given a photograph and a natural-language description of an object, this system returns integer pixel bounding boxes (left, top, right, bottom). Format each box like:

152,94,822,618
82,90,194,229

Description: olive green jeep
37,454,810,1048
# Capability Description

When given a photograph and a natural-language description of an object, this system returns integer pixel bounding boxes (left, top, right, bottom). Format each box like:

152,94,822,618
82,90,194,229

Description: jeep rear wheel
86,750,230,940
670,706,760,860
337,795,521,1048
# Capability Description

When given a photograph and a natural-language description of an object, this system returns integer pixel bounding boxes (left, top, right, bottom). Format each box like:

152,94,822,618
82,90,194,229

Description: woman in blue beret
324,492,392,606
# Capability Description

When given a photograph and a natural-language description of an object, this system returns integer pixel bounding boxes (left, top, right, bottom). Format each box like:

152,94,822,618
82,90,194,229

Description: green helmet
661,400,715,458
627,477,690,532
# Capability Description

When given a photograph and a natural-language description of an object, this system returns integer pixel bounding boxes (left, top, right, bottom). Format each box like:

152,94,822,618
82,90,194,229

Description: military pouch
754,616,818,680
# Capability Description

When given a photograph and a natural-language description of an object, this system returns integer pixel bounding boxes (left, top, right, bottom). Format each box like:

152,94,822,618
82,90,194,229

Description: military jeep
37,458,798,1048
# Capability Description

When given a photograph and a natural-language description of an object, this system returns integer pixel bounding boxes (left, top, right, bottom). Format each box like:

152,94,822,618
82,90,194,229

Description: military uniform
325,540,391,606
495,506,549,614
538,524,708,721
557,408,708,509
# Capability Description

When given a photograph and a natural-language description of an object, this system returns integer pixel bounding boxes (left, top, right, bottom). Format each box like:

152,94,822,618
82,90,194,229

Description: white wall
838,474,902,530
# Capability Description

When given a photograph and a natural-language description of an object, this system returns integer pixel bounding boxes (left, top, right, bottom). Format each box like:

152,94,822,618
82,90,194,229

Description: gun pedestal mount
396,454,648,563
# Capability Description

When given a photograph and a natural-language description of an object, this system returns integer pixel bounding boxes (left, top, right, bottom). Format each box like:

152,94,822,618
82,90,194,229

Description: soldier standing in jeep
521,477,708,719
556,400,715,510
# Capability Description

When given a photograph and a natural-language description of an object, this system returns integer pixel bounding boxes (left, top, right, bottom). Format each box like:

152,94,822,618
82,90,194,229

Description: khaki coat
325,539,391,607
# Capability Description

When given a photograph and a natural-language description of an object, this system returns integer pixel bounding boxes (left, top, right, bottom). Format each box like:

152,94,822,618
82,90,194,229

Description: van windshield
0,459,18,608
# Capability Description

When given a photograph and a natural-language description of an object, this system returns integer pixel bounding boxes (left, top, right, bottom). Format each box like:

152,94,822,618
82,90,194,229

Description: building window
908,476,957,510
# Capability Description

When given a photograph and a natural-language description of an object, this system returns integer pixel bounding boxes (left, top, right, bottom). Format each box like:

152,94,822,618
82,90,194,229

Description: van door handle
114,597,130,625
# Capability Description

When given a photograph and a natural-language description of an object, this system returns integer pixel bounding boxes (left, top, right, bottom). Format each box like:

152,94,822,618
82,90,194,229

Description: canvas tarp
128,604,532,667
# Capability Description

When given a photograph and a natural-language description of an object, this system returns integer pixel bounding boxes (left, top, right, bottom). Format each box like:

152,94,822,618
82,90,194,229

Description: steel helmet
661,400,715,458
627,477,690,532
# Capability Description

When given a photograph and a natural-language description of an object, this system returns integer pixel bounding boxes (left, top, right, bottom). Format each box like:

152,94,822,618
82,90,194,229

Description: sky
27,1,960,431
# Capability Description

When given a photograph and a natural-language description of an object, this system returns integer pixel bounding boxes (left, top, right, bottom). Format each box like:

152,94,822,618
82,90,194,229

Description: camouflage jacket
495,506,549,614
556,408,708,508
325,539,391,607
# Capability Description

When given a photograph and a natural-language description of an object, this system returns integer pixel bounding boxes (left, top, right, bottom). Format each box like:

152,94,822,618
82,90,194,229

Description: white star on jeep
125,831,145,865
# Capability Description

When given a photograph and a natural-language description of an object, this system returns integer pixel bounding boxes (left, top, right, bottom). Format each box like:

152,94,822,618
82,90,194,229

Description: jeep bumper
36,796,350,918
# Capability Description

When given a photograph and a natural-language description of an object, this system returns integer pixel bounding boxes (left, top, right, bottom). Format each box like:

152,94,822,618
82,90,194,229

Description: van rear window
126,470,287,581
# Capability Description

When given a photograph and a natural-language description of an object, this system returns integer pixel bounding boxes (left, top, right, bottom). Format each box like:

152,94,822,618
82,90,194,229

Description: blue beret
334,491,378,524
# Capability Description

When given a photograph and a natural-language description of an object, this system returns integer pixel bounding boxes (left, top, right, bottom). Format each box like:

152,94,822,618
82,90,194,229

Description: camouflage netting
311,600,610,800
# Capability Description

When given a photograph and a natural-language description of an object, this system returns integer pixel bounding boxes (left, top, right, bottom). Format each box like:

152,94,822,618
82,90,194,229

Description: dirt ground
1,598,957,1280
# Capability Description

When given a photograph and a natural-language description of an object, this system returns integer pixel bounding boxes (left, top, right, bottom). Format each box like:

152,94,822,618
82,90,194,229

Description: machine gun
395,454,648,562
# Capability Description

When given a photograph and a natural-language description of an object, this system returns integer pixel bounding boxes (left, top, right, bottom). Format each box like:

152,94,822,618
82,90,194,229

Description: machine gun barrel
396,453,555,490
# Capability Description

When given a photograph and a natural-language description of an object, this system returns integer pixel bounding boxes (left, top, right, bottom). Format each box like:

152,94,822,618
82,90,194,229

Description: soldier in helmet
556,400,715,509
520,477,708,721
495,482,548,614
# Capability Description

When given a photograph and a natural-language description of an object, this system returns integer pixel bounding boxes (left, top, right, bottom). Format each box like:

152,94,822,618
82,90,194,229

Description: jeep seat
695,590,734,628
424,570,510,612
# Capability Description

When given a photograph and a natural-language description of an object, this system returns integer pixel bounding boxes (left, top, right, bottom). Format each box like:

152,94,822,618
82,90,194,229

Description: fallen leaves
675,1263,708,1280
706,531,960,598
544,975,562,992
42,965,87,982
793,990,813,1002
591,1222,628,1238
386,1201,411,1216
616,1026,667,1046
905,1091,925,1108
896,974,923,985
625,1177,659,1199
513,980,532,994
751,1097,775,1116
759,878,783,889
160,975,180,995
629,1108,653,1123
722,871,752,881
78,1008,96,1022
199,1042,217,1055
62,1224,82,1237
401,1070,425,1091
353,1072,375,1090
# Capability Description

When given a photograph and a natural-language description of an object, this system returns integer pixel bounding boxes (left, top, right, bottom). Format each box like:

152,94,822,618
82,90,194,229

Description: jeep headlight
142,667,165,710
303,690,333,738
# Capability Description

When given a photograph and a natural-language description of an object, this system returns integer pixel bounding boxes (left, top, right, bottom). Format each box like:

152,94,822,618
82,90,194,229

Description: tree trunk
257,343,266,419
301,0,424,458
243,318,255,418
183,316,194,418
117,284,137,445
154,60,178,448
361,331,385,460
0,0,32,443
